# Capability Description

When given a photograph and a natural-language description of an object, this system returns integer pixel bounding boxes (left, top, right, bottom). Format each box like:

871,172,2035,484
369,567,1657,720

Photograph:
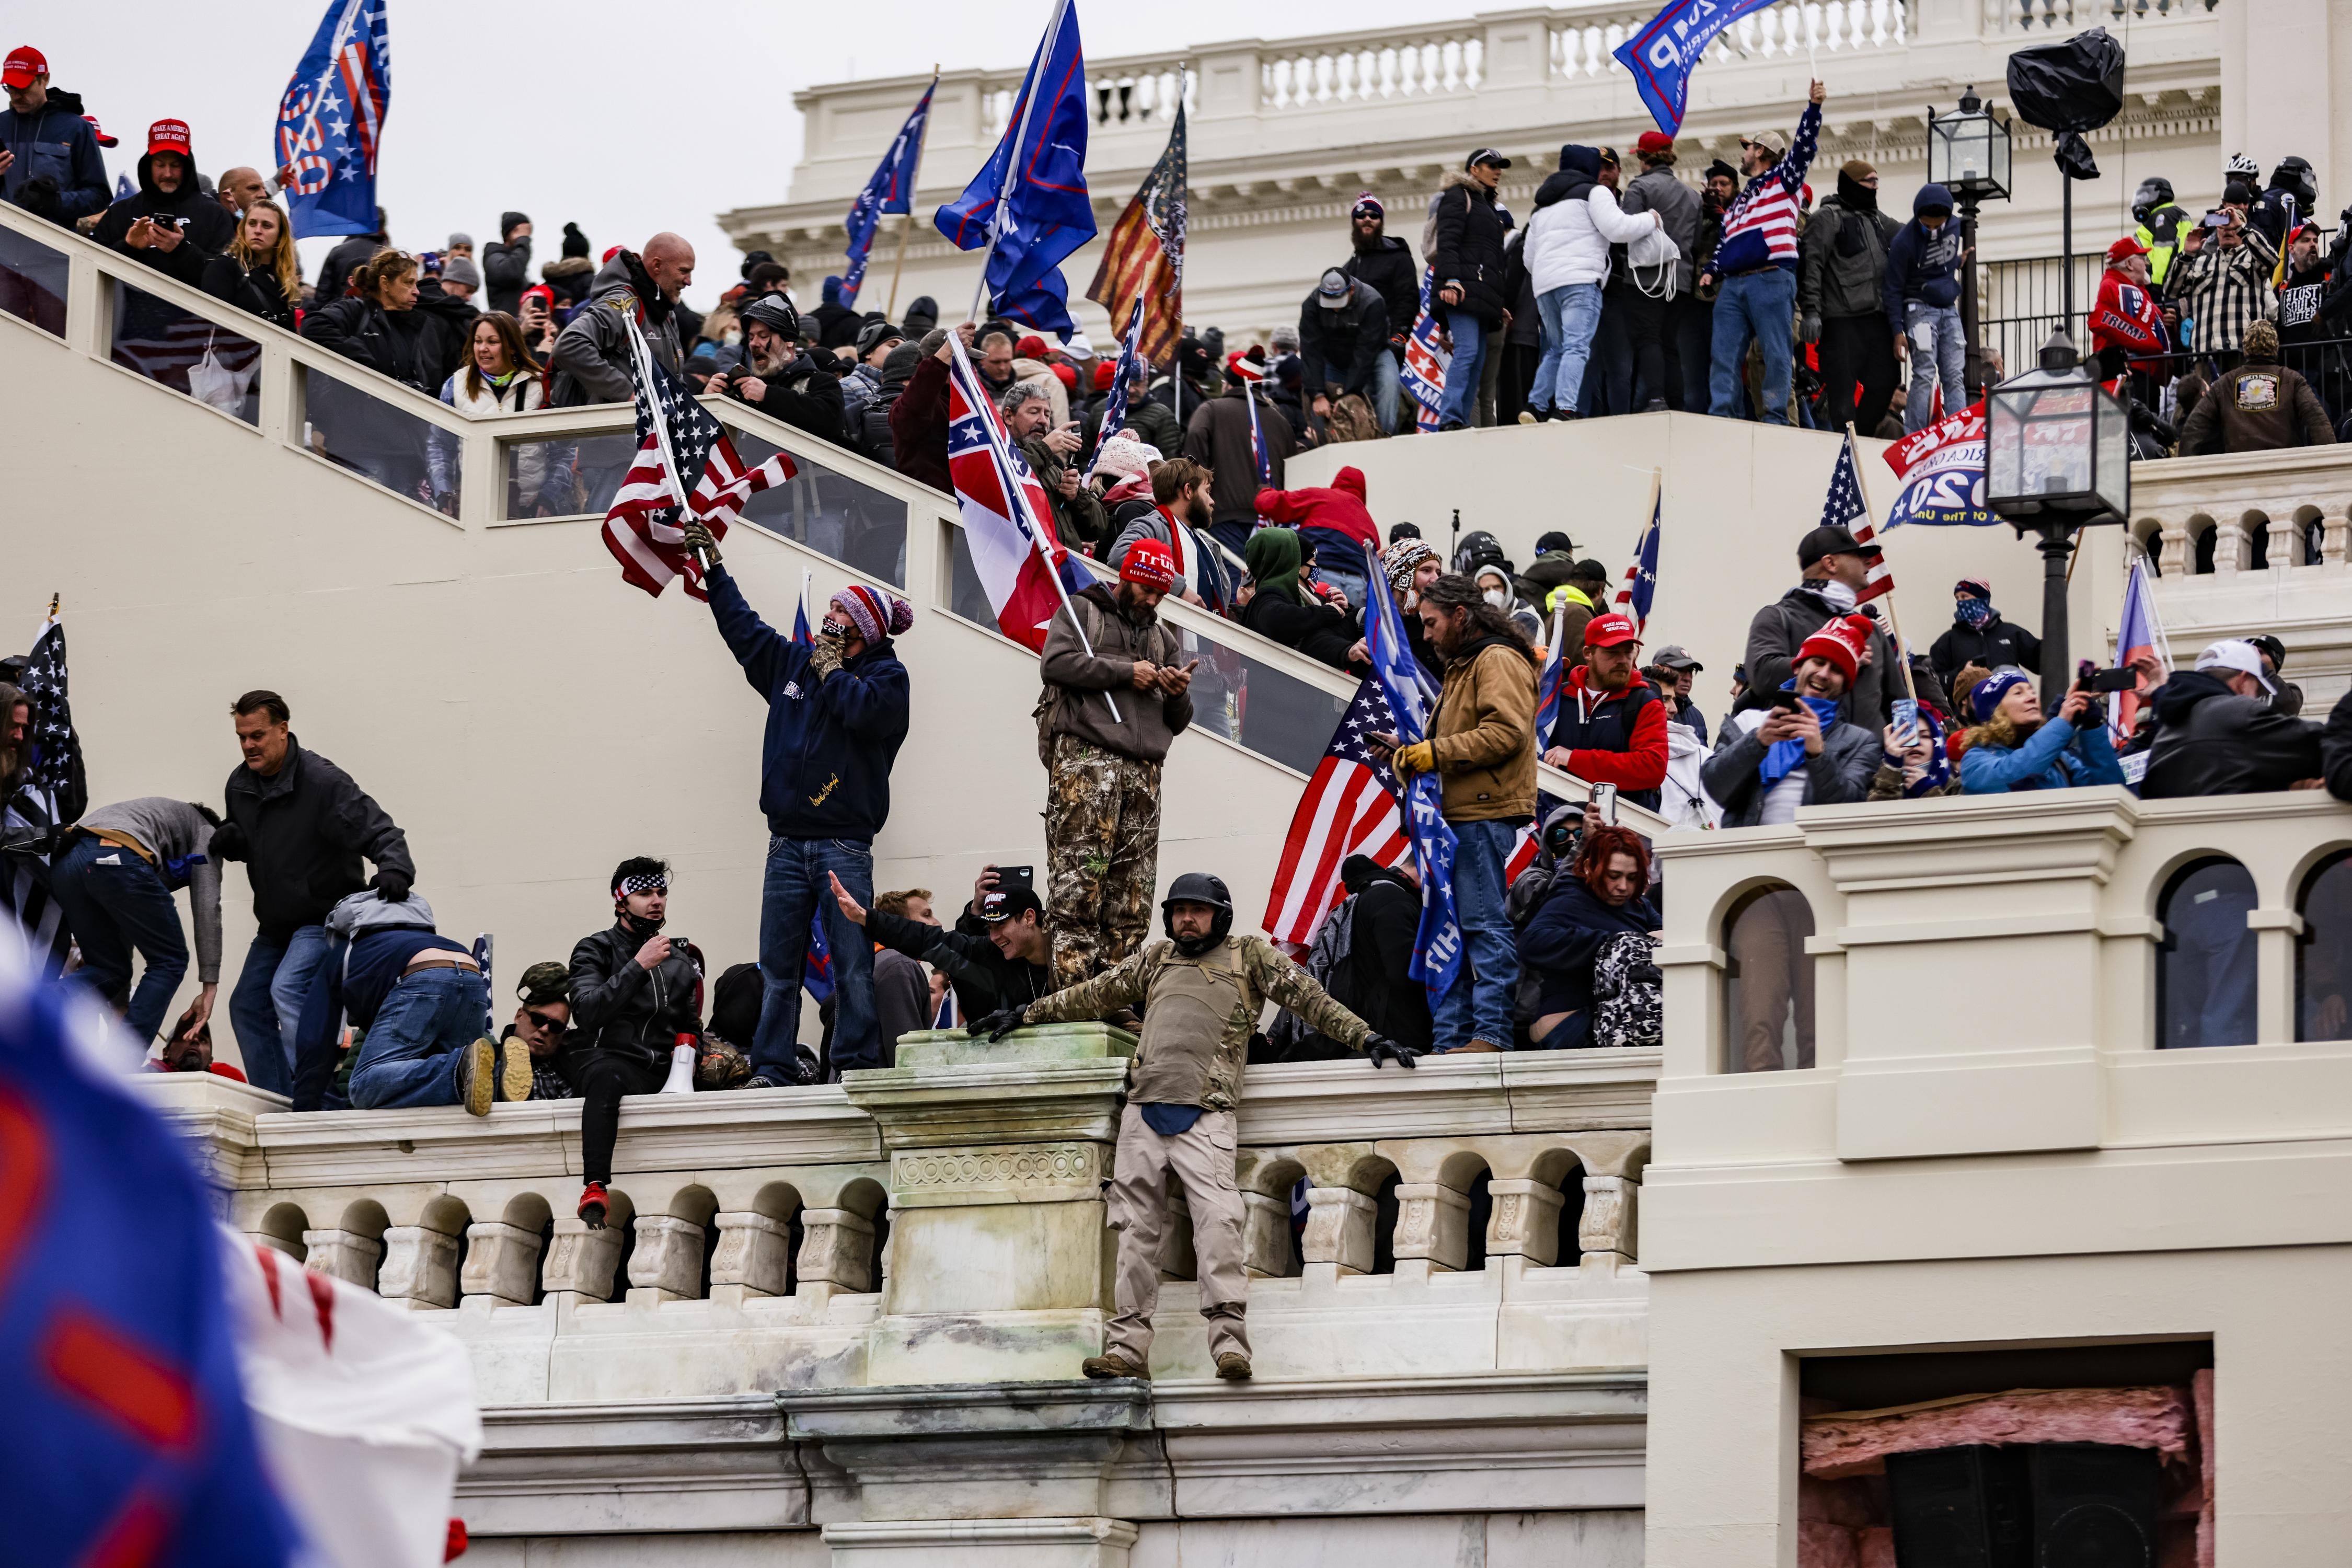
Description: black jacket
90,154,236,289
1243,584,1360,672
2139,671,2322,799
1744,584,1899,732
1343,234,1421,351
719,354,848,448
567,918,704,1067
302,294,440,394
1518,878,1660,1028
200,256,297,332
1427,175,1511,326
2324,688,2352,802
217,737,413,934
1928,613,2043,695
869,904,1052,1023
1298,279,1389,398
410,280,481,392
483,235,532,316
316,231,388,304
1334,871,1432,1051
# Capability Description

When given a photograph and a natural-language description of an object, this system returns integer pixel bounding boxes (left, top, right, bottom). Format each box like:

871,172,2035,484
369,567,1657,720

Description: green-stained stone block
891,1021,1137,1070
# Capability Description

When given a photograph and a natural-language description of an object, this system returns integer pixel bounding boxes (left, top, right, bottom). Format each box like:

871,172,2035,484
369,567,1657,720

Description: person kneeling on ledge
967,872,1421,1383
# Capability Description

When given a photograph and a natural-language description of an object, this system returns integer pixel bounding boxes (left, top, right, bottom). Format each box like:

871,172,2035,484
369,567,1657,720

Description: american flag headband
617,873,667,897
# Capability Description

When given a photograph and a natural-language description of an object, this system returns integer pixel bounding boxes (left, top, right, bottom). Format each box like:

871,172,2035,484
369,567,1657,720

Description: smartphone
2080,667,2138,694
1770,690,1804,712
998,865,1036,895
2201,210,2233,228
1891,697,1920,748
1590,783,1619,827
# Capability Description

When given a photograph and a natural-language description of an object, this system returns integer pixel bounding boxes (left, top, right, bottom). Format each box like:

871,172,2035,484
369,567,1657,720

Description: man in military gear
969,872,1420,1382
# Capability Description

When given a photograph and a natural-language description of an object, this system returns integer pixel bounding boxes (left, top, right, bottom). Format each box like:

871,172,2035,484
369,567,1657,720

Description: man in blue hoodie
1885,183,1970,432
685,521,913,1084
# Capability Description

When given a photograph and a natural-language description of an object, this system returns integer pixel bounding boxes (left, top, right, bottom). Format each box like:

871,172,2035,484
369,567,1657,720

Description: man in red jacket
1255,465,1381,605
887,324,973,494
1538,612,1669,812
2089,235,2170,399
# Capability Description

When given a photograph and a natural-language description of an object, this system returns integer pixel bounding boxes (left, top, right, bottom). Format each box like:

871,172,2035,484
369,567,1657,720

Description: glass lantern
1927,87,2012,202
1986,338,2130,525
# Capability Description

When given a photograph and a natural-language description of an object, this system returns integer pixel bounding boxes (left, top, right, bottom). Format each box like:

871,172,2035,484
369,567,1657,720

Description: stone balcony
143,1027,1659,1562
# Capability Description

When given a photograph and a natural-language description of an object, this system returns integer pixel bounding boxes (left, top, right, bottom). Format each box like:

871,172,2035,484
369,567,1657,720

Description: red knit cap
1796,615,1871,686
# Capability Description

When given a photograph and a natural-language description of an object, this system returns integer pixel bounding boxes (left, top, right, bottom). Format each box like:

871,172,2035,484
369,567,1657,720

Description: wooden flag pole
1844,422,1919,711
884,65,939,322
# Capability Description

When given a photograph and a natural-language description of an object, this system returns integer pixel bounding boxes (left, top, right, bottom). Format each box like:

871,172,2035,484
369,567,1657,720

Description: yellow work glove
1391,741,1435,779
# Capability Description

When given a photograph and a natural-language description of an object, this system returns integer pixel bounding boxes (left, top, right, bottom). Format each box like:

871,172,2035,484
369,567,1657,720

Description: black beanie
561,222,589,259
501,210,530,240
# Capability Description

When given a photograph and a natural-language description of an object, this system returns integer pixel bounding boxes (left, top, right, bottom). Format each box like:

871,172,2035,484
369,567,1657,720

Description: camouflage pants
1045,734,1163,990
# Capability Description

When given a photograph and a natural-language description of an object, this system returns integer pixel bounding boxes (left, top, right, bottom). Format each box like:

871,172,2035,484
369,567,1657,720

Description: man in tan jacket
1380,573,1538,1053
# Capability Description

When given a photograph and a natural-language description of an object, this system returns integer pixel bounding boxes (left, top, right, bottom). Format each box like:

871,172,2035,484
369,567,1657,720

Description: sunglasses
524,1010,566,1034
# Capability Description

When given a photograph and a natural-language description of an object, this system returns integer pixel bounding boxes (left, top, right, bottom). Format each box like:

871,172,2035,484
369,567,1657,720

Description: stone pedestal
843,1023,1133,1385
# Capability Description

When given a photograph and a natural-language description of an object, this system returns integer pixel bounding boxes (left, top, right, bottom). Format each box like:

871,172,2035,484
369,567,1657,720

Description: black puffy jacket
1344,233,1421,350
301,295,436,391
218,737,413,934
1427,174,1511,326
567,918,705,1067
2139,671,2322,799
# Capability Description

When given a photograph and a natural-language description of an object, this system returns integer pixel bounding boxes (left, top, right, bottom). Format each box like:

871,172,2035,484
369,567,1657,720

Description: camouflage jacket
1020,933,1370,1111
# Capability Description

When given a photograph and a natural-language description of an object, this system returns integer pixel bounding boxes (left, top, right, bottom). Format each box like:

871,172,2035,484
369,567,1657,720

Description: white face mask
1483,587,1508,609
1815,579,1859,613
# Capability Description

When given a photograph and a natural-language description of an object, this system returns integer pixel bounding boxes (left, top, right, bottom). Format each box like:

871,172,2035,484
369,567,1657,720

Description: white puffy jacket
1523,186,1661,296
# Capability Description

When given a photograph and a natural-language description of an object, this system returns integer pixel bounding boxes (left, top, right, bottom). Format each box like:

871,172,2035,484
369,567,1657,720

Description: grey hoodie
74,798,225,983
550,251,685,406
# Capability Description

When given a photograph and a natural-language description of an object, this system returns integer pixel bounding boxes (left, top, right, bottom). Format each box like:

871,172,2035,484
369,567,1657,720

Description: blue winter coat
706,567,910,842
1958,714,2125,794
0,100,110,222
1882,183,1967,336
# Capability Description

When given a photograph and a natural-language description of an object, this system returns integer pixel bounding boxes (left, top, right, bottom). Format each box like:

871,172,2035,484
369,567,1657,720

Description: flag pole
1844,422,1919,710
629,316,697,567
886,67,939,322
970,0,1073,325
285,0,369,184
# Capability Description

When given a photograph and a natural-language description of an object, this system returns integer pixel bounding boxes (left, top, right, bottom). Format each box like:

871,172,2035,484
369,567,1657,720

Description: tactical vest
1547,683,1663,811
1128,940,1250,1109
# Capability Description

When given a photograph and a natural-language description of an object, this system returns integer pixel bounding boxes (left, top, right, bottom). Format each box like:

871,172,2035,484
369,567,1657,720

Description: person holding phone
1037,538,1197,988
93,118,234,287
1701,616,1882,827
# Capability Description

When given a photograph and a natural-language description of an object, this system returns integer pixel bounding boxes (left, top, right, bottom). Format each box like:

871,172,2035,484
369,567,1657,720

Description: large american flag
1262,676,1413,953
1819,432,1893,604
2,614,82,974
1084,103,1186,368
603,324,793,600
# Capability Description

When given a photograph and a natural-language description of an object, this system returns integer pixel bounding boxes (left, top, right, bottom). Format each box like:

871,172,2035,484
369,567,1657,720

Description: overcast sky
33,0,1469,309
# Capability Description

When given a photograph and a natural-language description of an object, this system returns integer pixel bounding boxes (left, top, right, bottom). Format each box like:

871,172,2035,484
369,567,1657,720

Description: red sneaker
578,1182,608,1230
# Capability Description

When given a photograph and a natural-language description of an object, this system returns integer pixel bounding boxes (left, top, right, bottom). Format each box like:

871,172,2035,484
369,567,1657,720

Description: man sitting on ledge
967,872,1421,1384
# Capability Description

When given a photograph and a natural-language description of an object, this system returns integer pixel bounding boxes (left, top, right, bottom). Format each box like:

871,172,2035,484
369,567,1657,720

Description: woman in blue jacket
1516,824,1661,1049
1958,672,2125,793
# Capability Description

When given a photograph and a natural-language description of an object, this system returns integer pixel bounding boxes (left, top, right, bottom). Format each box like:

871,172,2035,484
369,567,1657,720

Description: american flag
1616,482,1663,632
1534,601,1570,744
603,321,793,600
1085,102,1186,368
1,614,82,974
1401,268,1447,432
1262,676,1414,952
1819,432,1893,604
1086,295,1146,476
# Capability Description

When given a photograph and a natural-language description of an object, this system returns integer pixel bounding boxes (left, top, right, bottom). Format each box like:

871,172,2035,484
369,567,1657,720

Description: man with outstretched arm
966,873,1421,1384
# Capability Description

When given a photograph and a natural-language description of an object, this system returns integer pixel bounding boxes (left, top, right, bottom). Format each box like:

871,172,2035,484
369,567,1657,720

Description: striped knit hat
833,584,914,644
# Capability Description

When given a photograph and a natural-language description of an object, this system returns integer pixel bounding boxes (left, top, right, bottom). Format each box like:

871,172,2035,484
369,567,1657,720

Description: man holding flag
682,517,912,1085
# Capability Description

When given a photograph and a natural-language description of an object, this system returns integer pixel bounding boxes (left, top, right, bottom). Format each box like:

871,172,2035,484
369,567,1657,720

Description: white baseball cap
2194,638,2276,694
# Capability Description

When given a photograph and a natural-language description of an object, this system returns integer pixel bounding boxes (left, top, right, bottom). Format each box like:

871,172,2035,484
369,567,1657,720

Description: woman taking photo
200,199,299,331
431,312,547,515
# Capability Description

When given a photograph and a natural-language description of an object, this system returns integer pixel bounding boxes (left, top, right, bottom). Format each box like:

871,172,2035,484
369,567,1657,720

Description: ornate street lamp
1927,88,2012,397
1985,330,2130,708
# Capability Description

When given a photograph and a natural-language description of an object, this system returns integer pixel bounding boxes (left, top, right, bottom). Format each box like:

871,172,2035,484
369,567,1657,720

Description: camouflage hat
517,961,571,1006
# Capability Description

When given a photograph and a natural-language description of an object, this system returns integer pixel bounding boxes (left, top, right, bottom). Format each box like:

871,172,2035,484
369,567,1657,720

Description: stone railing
2130,446,2352,580
1996,0,2216,29
1549,0,1910,83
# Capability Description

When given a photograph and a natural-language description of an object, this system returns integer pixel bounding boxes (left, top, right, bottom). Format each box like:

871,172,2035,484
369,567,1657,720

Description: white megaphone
659,1034,697,1094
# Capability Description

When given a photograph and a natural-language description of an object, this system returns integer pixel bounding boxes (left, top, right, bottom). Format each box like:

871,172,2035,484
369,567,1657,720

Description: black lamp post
1985,330,2131,710
1927,88,2012,398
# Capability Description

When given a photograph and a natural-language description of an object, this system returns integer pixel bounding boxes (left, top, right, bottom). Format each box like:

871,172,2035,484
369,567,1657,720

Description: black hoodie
92,152,236,287
1532,145,1602,211
1343,232,1420,352
2139,669,2321,799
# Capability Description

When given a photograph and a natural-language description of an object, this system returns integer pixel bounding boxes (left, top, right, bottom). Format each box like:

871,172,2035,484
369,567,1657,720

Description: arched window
2157,858,2257,1050
2297,851,2352,1042
1723,884,1815,1072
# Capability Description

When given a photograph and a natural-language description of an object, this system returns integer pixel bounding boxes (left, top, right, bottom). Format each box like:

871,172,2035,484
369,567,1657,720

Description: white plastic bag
187,330,253,414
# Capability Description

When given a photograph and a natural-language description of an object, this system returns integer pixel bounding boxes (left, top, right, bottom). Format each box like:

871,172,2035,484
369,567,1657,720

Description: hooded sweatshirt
1524,145,1659,296
92,151,237,287
1254,467,1380,568
1883,183,1967,336
0,91,111,222
551,249,683,406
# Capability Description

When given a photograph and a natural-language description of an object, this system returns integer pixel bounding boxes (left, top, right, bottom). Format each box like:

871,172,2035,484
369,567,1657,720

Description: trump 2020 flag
842,76,936,309
274,0,391,240
1359,543,1463,1005
934,0,1095,337
1401,268,1448,432
946,330,1087,651
1882,400,1996,530
1614,0,1784,136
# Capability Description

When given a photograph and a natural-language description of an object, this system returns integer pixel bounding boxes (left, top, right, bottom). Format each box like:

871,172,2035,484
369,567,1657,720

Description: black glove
17,176,59,219
1365,1034,1422,1070
967,1006,1028,1042
207,821,248,862
372,869,413,903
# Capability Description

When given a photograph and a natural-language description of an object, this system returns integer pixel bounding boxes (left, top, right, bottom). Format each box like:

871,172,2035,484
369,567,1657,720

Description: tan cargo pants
1104,1102,1249,1366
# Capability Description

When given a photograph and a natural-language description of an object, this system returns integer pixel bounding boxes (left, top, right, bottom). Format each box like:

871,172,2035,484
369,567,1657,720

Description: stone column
1578,1177,1640,1266
377,1225,461,1309
842,1022,1133,1384
458,1220,544,1307
1484,1180,1568,1268
1390,1182,1471,1273
301,1228,385,1290
540,1217,625,1303
627,1214,709,1304
1299,1187,1377,1277
1239,1189,1295,1278
709,1211,795,1299
797,1208,878,1298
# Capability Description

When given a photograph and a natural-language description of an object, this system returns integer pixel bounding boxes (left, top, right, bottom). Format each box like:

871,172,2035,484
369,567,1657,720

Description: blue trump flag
1358,543,1464,1005
1616,482,1663,633
791,582,837,1005
0,970,301,1567
842,75,936,309
1612,0,1782,135
273,0,392,240
934,0,1096,337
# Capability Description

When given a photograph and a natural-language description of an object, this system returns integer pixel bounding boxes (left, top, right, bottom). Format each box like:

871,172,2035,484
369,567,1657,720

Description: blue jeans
1322,352,1402,434
1534,282,1604,413
755,835,879,1079
1903,301,1968,432
1438,313,1489,427
1709,268,1797,424
49,833,189,1045
229,921,337,1096
348,967,492,1109
1432,819,1524,1051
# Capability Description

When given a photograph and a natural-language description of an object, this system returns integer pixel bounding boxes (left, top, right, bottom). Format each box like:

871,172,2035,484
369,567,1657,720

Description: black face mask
618,906,665,940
